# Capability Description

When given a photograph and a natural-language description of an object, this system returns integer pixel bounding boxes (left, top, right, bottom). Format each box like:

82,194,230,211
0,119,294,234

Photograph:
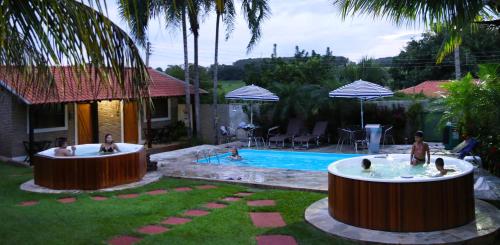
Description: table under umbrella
329,79,394,128
225,84,279,125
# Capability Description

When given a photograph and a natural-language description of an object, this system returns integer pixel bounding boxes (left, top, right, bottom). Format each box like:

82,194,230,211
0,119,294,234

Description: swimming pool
197,149,362,172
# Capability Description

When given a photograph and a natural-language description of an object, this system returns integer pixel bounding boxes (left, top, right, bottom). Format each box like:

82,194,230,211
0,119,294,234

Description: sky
104,0,426,68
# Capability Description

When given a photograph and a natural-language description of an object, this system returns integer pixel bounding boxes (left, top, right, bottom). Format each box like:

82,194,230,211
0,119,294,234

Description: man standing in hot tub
410,131,430,165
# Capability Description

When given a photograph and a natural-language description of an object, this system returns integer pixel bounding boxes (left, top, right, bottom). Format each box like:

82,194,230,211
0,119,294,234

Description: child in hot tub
434,158,456,176
361,159,371,172
54,137,76,157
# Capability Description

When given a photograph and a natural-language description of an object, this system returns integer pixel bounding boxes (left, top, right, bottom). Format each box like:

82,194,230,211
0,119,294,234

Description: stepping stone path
136,225,169,235
247,200,276,207
57,197,76,204
249,212,286,228
18,200,38,206
108,235,142,245
174,187,192,192
195,185,217,190
117,194,139,199
222,197,242,202
256,235,297,245
91,196,108,201
161,217,192,225
235,192,254,197
204,202,227,209
183,209,210,217
146,189,168,195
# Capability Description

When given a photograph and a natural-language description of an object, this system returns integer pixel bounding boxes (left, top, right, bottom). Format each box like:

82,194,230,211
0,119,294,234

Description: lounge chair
293,121,328,148
267,118,303,148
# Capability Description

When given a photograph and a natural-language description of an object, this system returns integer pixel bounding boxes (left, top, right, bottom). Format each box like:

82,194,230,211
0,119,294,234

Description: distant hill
232,55,350,68
372,57,393,67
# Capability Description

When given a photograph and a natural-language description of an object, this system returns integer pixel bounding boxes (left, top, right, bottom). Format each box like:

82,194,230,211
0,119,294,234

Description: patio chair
336,128,355,151
23,140,51,163
268,118,303,148
353,130,368,153
381,125,395,146
293,121,328,149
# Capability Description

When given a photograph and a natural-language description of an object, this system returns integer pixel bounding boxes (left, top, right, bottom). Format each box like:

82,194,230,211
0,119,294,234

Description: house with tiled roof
398,80,450,98
0,66,203,160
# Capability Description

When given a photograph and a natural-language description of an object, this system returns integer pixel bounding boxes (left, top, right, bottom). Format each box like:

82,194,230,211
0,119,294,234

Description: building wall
97,100,122,142
139,97,178,141
198,104,230,144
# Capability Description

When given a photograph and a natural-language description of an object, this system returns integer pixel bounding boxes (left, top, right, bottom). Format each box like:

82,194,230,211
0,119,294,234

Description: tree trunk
454,46,461,79
194,33,200,137
182,7,192,138
213,13,220,144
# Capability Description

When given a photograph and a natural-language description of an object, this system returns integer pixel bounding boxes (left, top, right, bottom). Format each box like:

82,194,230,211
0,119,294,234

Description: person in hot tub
434,158,456,176
100,134,120,153
361,159,372,172
54,137,76,156
228,147,242,160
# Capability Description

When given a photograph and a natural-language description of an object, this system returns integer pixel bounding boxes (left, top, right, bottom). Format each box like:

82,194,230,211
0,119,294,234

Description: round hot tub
328,154,475,232
33,143,146,190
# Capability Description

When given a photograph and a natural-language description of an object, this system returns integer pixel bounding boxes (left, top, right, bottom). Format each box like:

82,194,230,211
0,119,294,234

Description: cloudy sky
105,0,425,68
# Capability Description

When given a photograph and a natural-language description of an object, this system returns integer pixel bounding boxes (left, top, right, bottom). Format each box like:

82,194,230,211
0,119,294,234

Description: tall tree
119,0,194,137
1,0,148,100
212,0,270,144
332,0,499,62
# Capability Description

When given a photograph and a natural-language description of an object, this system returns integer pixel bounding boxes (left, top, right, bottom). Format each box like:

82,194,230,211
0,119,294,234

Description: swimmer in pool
100,134,120,153
361,158,371,172
228,148,242,160
54,137,76,157
434,158,455,176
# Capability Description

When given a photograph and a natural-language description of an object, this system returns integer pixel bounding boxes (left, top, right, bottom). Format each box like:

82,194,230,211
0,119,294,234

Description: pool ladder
195,149,220,164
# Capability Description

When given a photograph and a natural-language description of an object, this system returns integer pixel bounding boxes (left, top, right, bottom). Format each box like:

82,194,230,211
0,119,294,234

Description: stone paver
235,192,254,197
247,200,276,207
91,196,108,201
256,235,297,245
136,225,169,235
195,185,217,190
161,217,192,225
117,193,139,199
18,200,38,206
107,235,142,245
183,209,210,217
146,189,168,195
204,202,227,209
174,187,193,192
249,212,286,228
222,197,242,202
57,197,76,204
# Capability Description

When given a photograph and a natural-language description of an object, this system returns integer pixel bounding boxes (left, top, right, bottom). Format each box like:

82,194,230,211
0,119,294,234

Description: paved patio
152,142,500,201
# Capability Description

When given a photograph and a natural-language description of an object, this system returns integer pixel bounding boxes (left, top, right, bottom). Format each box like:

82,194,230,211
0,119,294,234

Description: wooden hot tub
328,154,475,232
33,143,146,190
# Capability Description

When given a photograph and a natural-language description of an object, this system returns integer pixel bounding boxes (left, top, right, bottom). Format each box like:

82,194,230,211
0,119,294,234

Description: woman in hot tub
100,134,120,153
54,137,76,156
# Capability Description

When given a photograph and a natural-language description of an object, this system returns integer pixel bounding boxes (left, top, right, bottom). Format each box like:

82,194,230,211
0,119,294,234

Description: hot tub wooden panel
328,172,475,232
33,148,146,190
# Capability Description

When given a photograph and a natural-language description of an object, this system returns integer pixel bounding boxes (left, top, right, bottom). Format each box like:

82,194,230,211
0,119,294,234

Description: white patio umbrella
329,80,394,128
225,84,279,124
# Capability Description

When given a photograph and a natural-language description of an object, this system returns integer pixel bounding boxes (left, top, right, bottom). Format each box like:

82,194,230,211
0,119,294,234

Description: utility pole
145,41,152,67
454,46,461,80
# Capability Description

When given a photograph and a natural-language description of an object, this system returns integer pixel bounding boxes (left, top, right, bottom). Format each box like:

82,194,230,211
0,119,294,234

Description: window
29,104,67,133
150,98,170,121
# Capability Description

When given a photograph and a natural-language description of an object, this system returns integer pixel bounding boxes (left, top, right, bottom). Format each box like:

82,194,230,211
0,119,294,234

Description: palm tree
1,0,148,100
331,0,499,62
212,0,270,143
119,0,193,138
187,0,211,137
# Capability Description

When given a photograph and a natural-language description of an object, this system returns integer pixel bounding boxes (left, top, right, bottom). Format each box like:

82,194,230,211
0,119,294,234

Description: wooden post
146,100,152,148
91,102,99,143
28,105,35,165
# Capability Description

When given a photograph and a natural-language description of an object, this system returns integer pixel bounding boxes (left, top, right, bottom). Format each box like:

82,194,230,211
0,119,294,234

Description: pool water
197,149,362,172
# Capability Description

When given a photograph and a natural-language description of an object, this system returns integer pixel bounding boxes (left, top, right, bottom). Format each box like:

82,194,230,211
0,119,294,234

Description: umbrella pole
250,103,253,125
360,99,364,129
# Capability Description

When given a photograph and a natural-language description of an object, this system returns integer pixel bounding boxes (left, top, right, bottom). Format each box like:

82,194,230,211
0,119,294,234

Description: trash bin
443,123,460,150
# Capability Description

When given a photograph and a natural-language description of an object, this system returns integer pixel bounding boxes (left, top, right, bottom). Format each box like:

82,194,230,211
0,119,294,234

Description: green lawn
220,80,245,93
0,163,349,245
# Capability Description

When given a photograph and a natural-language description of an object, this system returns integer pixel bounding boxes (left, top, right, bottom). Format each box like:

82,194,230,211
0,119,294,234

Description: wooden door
77,104,93,144
123,101,139,143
